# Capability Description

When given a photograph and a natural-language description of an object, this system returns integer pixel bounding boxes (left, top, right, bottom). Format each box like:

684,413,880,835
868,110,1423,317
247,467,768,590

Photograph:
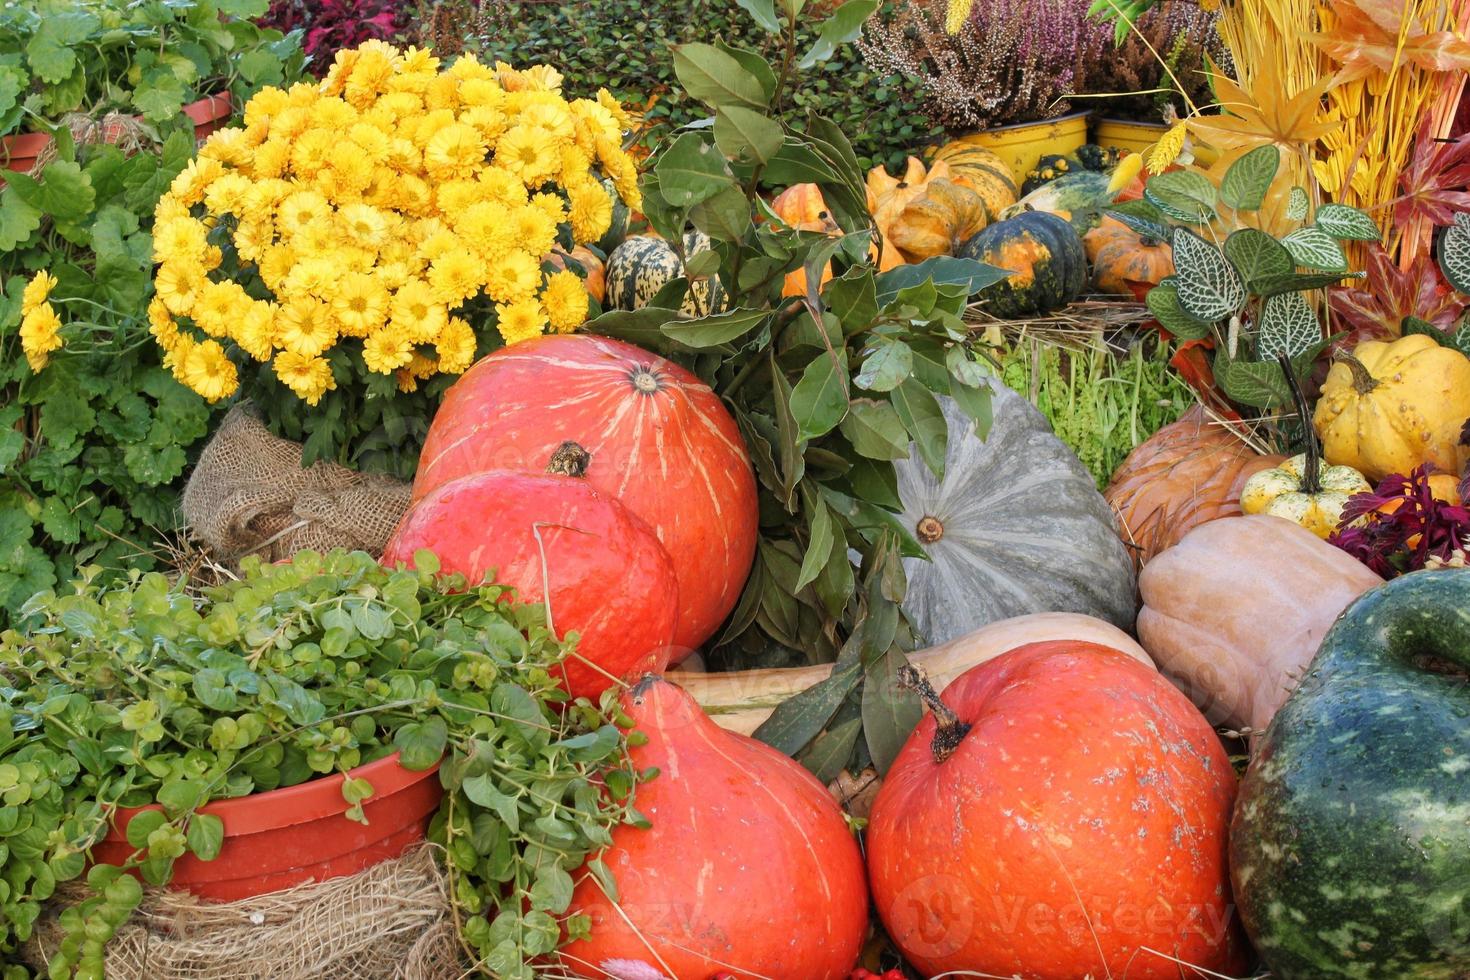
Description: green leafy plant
581,0,1009,775
0,130,221,630
1113,145,1376,409
0,0,304,139
433,0,941,172
0,550,643,979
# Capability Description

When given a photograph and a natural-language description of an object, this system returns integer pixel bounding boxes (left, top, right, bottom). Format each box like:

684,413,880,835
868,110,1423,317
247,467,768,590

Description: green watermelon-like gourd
1231,570,1470,980
595,177,631,254
1020,153,1078,195
605,232,729,317
959,211,1086,318
1000,170,1115,233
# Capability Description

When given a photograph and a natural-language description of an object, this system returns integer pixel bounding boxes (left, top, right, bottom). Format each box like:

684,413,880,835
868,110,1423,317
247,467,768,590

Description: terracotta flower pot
0,92,234,189
91,751,443,902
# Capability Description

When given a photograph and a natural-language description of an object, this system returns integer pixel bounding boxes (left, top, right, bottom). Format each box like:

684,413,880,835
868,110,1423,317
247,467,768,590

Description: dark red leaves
1328,465,1470,576
1328,243,1466,348
1392,115,1470,230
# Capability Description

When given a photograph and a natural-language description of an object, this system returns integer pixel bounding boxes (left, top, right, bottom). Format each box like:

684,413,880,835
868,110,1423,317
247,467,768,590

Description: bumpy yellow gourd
1313,335,1470,482
1239,454,1371,539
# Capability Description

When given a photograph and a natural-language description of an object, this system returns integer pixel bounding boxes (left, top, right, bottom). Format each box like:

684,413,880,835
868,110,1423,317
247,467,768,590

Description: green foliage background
458,0,942,171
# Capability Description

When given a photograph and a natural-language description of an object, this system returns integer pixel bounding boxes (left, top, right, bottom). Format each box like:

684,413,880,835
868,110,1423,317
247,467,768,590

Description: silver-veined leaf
1220,145,1279,210
1257,291,1320,360
1222,228,1293,286
1281,226,1347,272
1314,203,1381,241
1144,170,1218,222
1171,228,1245,321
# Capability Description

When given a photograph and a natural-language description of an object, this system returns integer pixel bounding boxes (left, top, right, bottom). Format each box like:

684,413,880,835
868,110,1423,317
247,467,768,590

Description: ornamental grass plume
144,41,641,409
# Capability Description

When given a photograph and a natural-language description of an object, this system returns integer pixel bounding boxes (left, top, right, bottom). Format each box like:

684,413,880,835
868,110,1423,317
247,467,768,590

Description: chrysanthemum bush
143,41,642,476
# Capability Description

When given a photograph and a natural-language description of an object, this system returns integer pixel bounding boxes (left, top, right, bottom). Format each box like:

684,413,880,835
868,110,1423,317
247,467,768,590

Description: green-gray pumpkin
1231,569,1470,980
605,232,729,317
894,383,1137,645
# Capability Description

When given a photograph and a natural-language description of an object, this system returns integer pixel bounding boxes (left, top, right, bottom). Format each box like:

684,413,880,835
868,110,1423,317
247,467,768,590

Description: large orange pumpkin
867,156,954,269
413,335,758,655
1104,405,1282,569
562,675,869,978
867,641,1249,980
382,445,679,700
1083,216,1175,295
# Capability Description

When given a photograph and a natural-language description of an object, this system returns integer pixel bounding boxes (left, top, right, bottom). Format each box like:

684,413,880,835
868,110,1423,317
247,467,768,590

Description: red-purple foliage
1329,465,1470,577
261,0,409,65
1328,243,1466,347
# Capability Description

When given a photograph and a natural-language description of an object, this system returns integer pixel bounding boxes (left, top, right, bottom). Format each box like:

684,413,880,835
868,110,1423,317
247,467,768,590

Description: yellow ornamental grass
141,40,642,405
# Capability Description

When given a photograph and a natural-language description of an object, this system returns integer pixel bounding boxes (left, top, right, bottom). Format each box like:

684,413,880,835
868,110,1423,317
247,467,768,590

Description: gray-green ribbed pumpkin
1232,569,1470,980
605,232,729,317
894,382,1137,645
958,211,1086,318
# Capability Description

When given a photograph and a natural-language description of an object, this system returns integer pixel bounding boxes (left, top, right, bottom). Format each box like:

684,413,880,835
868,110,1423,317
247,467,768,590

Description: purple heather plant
859,0,1220,131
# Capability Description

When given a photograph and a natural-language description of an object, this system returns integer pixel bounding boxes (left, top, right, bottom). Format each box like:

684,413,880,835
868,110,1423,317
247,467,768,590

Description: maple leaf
1328,242,1466,346
1188,63,1337,159
1307,0,1470,85
1390,114,1470,229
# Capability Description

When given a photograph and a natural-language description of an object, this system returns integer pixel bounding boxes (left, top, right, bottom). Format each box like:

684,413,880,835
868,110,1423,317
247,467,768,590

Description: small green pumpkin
1074,143,1124,172
605,232,729,316
595,177,631,254
1000,170,1115,233
1020,153,1077,195
959,211,1086,318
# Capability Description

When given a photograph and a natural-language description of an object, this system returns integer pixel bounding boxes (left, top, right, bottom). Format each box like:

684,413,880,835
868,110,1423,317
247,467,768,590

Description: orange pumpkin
546,245,606,304
1104,405,1283,569
867,642,1249,979
772,183,839,297
887,177,990,260
867,156,953,268
929,141,1018,219
1083,216,1174,295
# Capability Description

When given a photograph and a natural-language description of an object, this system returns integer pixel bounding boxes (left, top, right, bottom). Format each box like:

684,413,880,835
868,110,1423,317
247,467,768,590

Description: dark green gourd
1231,570,1470,980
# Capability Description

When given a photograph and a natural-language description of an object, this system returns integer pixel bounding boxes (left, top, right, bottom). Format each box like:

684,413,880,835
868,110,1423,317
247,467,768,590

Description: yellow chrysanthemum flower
424,123,487,181
155,262,205,316
476,165,528,208
203,173,253,216
424,73,463,112
258,244,299,291
332,272,390,337
276,298,337,357
497,125,559,188
310,96,358,132
428,248,484,306
278,190,333,236
400,47,441,78
338,202,393,249
459,78,505,110
21,270,57,314
448,53,495,83
529,191,567,225
495,298,547,345
193,280,250,338
20,302,63,372
169,156,226,207
346,123,391,165
434,316,478,374
273,350,336,405
483,249,541,304
459,106,510,148
567,178,613,245
510,205,558,260
362,326,414,374
389,278,449,343
153,218,210,265
234,301,278,361
243,86,291,129
541,269,590,334
180,338,239,403
596,88,633,134
200,127,255,168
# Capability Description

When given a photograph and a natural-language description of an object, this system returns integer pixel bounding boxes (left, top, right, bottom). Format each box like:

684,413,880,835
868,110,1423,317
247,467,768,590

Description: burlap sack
183,406,412,563
22,847,471,980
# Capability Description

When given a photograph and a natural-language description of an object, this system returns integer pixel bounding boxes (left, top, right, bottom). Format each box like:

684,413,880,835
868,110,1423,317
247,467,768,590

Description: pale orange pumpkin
867,156,956,268
887,177,990,260
772,183,840,297
1083,216,1175,295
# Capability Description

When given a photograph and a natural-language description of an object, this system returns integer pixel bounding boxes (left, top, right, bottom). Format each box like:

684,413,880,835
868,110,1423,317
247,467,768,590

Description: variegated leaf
1215,355,1291,409
1171,228,1245,321
1282,226,1348,272
1223,228,1293,286
1314,203,1381,241
1145,282,1213,340
1220,144,1280,210
1438,215,1470,294
1144,170,1218,223
1286,186,1310,222
1257,291,1320,360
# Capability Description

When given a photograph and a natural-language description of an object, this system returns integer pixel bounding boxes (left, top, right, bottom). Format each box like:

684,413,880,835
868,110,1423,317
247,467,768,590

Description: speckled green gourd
605,231,729,317
1231,570,1470,980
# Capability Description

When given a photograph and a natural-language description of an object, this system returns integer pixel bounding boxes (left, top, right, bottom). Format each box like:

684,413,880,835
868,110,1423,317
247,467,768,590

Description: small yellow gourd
1242,352,1372,539
1240,454,1371,538
1313,335,1470,482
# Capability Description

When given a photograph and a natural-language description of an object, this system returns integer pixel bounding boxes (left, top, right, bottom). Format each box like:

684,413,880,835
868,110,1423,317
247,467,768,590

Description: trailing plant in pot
0,550,644,979
580,0,1011,775
0,0,304,147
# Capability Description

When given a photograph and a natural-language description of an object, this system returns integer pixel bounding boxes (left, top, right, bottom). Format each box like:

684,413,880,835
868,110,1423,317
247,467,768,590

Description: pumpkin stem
916,515,944,544
1276,353,1321,495
898,664,971,764
546,441,592,477
1337,352,1380,395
